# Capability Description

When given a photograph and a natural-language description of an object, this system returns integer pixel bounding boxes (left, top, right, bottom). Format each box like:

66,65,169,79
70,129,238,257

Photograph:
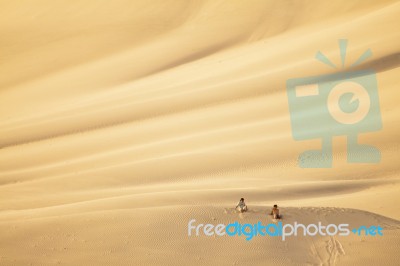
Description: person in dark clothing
270,204,281,219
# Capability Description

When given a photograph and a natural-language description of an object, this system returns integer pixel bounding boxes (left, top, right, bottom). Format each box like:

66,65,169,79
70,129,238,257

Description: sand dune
1,0,400,265
1,206,400,265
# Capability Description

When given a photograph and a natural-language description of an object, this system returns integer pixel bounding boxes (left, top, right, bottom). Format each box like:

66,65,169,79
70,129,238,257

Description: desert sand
1,0,400,265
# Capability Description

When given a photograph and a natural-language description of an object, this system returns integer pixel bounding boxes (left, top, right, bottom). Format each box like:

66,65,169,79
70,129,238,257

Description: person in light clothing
236,198,248,212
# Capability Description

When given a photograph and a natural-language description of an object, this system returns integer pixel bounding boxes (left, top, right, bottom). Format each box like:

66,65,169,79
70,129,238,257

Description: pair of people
235,198,281,219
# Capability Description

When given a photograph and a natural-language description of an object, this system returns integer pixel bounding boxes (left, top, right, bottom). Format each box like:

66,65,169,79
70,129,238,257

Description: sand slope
1,1,400,265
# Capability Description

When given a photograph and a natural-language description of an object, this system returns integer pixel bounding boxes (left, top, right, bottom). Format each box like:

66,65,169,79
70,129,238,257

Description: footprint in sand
326,236,346,265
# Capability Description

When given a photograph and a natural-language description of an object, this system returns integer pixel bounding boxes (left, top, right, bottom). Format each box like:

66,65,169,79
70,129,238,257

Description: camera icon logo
287,40,382,168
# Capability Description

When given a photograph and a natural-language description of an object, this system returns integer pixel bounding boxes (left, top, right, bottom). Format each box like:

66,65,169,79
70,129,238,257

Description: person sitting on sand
236,198,248,213
270,204,281,219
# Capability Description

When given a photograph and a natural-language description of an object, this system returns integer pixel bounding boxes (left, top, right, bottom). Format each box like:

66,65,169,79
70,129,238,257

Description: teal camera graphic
287,40,382,168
